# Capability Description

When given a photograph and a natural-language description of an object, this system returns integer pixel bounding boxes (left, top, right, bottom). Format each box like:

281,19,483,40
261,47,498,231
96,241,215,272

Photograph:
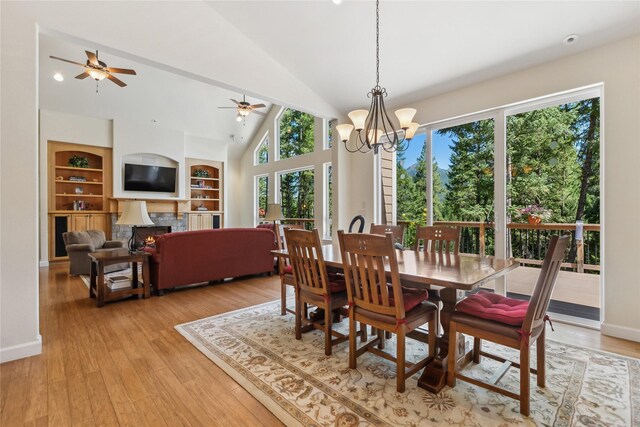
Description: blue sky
400,131,453,170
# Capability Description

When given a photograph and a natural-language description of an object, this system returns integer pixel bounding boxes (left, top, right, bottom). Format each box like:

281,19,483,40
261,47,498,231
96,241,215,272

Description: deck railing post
576,221,584,273
479,223,486,256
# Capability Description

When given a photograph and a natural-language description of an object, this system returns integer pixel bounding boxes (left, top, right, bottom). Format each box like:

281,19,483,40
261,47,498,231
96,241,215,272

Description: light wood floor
1,263,639,426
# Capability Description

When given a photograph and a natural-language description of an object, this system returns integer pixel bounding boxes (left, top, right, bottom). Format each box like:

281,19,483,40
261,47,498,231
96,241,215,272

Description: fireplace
135,226,171,247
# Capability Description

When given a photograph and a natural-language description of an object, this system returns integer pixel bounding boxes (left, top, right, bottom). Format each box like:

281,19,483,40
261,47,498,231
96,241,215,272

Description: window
326,119,335,149
324,163,332,238
278,108,315,160
255,175,268,224
255,133,269,165
278,168,314,225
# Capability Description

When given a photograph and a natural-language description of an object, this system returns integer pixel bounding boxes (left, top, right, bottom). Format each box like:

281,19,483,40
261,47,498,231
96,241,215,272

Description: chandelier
336,0,419,154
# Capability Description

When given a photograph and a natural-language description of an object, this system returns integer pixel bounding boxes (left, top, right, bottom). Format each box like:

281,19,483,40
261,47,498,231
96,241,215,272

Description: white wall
347,35,640,341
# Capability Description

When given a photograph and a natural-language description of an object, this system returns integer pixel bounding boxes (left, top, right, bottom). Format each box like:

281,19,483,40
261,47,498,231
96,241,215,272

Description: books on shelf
107,275,132,290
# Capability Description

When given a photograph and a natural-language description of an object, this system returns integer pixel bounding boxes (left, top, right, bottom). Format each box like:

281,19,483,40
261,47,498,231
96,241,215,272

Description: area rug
175,300,639,426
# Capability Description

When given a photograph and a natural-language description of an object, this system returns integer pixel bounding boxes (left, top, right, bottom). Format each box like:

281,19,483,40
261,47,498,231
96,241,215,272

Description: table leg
97,263,106,308
89,260,97,299
417,287,467,393
142,258,150,299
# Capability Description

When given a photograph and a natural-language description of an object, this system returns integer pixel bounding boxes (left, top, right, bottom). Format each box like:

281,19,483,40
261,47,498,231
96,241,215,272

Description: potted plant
68,155,89,168
192,168,210,178
520,204,551,225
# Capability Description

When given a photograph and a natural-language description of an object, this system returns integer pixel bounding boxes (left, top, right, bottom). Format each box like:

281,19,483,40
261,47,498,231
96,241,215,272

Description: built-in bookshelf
186,158,223,230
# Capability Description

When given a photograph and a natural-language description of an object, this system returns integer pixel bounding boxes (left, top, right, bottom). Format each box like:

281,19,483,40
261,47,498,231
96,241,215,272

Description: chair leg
428,316,437,358
280,281,287,316
520,342,531,416
377,328,385,350
536,327,546,388
473,337,482,364
396,327,406,393
446,321,458,387
360,322,368,342
349,308,357,369
324,305,332,356
295,293,302,340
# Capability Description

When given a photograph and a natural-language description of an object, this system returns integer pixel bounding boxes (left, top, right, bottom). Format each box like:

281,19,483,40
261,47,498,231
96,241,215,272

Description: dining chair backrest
284,228,330,298
337,230,405,319
521,234,570,335
369,223,405,246
276,224,304,250
415,226,460,255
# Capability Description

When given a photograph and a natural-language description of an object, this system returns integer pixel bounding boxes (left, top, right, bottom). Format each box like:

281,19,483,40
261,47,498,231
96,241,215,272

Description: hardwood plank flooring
1,263,639,426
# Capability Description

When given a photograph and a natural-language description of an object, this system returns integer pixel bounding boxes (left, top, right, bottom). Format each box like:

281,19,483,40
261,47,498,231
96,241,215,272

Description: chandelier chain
376,0,380,87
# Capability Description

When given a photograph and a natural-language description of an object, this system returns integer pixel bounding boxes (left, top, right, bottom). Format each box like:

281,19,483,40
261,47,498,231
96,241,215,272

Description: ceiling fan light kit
49,50,136,92
337,0,418,154
219,95,267,122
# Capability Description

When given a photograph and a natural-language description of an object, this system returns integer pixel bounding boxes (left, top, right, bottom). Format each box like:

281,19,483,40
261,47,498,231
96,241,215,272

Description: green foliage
280,170,314,220
192,168,210,178
68,155,89,168
279,108,315,160
257,176,268,218
256,138,268,164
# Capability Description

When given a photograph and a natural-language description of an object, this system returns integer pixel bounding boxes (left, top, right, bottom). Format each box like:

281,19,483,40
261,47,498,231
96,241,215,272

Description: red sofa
145,228,277,293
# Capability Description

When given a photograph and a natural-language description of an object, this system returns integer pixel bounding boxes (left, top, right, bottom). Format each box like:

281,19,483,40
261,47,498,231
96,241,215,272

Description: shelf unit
48,141,113,260
186,159,224,230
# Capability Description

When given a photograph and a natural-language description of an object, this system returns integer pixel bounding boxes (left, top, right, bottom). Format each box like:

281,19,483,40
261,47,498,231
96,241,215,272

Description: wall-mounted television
124,163,177,193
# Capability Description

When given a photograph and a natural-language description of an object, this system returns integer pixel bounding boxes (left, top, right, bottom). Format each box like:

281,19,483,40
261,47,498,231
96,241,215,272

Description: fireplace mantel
109,198,190,219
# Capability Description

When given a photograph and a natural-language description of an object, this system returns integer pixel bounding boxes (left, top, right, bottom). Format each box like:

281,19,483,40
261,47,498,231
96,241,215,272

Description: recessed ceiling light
332,0,343,4
563,34,579,45
53,73,64,82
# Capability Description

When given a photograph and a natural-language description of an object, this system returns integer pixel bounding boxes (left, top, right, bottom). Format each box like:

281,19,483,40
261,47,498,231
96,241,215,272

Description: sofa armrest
66,243,95,252
103,240,126,249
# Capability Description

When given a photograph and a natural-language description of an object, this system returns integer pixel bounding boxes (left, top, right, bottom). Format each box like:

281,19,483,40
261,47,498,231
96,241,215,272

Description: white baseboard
0,335,42,363
39,260,49,267
601,323,640,343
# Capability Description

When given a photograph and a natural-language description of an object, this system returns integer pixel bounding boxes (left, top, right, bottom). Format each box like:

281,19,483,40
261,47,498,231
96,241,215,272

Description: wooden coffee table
88,249,151,308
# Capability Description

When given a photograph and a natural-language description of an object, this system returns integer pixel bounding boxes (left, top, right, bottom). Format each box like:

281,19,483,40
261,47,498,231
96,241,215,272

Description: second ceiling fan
219,95,266,122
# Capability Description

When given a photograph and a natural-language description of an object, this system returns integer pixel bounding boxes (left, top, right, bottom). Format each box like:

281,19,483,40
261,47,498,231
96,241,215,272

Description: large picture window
255,133,268,165
278,108,315,160
255,175,268,224
278,168,314,224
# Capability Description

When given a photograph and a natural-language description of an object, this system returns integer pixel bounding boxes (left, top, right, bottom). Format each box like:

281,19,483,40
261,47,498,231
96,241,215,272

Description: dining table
272,244,519,393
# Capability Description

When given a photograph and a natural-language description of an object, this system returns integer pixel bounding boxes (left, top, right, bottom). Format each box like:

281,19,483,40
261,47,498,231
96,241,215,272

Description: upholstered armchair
63,230,128,275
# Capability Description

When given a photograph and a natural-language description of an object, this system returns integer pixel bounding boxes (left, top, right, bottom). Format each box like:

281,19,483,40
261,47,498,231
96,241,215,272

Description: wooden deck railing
397,220,600,274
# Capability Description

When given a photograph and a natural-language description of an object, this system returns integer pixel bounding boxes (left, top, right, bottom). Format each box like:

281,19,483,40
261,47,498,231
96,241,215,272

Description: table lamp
116,200,154,252
263,203,284,225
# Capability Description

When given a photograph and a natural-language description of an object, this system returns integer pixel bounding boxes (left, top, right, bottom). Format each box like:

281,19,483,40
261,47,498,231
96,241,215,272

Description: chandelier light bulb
336,124,354,142
405,122,420,140
348,110,369,131
395,108,417,129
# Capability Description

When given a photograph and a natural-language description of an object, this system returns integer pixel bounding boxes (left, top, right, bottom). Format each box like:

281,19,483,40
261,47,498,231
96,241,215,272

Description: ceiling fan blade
252,110,267,116
250,104,266,109
107,74,127,87
107,67,137,75
75,71,90,80
49,56,86,67
85,50,99,66
230,99,240,105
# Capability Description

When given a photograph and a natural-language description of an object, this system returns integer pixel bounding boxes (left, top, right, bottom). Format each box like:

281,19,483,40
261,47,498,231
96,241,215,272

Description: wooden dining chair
447,234,570,416
285,228,354,356
415,225,461,254
276,223,305,315
337,230,437,392
369,223,406,246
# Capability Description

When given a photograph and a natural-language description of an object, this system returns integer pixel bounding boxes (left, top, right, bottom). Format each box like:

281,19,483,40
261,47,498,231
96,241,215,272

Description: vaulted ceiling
38,1,640,158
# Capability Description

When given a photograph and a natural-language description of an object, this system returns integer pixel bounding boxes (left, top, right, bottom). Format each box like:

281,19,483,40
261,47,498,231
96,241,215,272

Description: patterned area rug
175,300,639,426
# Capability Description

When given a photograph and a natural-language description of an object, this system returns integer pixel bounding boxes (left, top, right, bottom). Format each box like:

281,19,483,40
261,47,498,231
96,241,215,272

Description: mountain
405,163,449,187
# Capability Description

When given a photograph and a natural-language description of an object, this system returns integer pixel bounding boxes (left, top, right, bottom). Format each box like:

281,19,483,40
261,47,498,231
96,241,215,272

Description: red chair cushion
455,291,529,326
282,265,293,275
383,286,429,312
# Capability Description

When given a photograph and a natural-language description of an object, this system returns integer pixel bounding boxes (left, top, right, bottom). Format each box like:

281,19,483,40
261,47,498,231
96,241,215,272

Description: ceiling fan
49,50,137,88
219,95,266,122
